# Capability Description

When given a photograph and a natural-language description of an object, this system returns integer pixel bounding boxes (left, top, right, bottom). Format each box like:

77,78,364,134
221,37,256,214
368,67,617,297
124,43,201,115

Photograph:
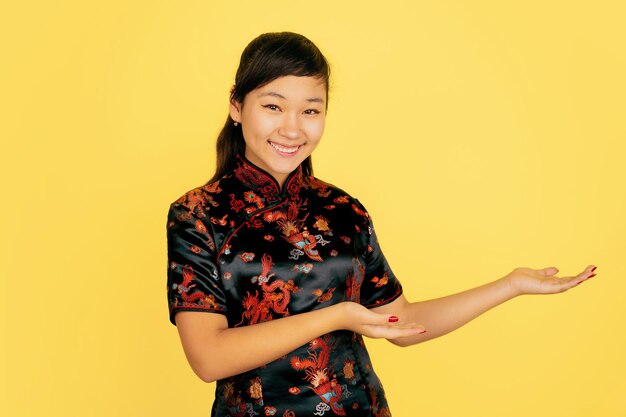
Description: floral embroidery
313,287,335,303
290,336,345,415
248,376,263,404
342,358,357,385
239,252,255,263
313,215,331,235
292,263,313,274
371,272,389,288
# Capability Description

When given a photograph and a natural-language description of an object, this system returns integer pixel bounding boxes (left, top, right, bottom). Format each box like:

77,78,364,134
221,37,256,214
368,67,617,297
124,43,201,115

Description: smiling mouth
268,140,302,154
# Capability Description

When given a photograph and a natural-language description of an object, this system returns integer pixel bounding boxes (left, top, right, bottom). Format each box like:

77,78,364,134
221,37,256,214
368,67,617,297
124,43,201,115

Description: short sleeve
354,199,403,308
166,200,228,326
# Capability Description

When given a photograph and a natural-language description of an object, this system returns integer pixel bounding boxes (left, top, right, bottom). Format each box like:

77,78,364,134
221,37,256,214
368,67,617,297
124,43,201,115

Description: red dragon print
235,254,301,327
171,265,219,309
290,336,346,415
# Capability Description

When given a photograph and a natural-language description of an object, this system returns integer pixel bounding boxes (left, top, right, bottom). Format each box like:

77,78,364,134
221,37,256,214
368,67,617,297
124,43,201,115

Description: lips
268,140,302,154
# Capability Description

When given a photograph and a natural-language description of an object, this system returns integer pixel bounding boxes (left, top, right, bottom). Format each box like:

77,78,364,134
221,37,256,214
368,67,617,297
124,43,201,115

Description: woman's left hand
505,264,597,296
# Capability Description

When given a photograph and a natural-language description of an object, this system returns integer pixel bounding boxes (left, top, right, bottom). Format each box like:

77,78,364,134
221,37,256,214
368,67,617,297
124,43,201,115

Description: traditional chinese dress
166,153,403,417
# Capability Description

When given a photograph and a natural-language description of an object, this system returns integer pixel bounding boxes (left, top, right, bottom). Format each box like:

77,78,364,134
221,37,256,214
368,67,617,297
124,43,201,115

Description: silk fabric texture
167,153,403,417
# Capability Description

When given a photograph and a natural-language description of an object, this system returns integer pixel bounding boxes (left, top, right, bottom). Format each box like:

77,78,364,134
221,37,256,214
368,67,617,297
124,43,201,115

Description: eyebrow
258,91,325,104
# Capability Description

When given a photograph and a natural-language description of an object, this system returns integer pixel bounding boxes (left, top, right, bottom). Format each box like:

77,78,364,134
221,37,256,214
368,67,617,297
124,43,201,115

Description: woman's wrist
498,274,522,299
321,302,348,332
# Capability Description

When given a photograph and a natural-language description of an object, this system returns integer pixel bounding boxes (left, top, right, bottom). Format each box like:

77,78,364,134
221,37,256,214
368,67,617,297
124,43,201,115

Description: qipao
166,153,403,417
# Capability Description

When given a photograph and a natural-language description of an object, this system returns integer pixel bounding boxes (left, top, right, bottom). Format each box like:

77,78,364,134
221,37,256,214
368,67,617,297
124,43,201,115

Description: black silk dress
166,153,403,417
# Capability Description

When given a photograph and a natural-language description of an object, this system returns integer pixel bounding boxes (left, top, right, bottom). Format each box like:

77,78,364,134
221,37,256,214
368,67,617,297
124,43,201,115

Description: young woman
166,32,597,417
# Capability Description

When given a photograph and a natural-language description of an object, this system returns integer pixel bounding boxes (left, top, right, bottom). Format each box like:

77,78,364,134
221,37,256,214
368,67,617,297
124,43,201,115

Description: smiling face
229,75,327,187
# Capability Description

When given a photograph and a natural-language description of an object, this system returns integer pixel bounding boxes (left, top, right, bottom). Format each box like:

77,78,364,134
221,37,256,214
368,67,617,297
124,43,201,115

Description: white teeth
269,141,300,153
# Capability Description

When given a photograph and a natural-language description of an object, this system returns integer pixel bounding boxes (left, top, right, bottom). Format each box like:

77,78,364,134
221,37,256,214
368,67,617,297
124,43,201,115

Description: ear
229,97,242,124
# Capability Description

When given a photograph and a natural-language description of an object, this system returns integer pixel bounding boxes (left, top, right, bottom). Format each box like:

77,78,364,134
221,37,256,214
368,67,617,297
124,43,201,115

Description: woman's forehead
254,76,326,102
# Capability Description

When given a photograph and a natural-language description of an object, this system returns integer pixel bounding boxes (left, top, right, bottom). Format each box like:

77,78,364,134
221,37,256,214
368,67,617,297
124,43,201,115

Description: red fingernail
591,266,597,272
388,316,398,323
589,273,596,278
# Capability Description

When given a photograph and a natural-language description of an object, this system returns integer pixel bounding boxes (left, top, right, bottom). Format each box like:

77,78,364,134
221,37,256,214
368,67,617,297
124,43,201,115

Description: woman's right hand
335,301,426,339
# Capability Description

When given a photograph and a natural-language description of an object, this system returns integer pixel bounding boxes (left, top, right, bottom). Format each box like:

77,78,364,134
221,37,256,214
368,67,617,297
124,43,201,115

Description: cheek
245,111,277,138
305,120,326,142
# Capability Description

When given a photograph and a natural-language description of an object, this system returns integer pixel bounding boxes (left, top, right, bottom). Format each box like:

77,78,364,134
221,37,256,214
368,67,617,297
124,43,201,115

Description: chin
266,152,307,169
270,159,303,174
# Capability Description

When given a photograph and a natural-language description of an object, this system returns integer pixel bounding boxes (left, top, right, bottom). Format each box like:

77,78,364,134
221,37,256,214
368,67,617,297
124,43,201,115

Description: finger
575,265,597,280
573,266,598,286
537,274,576,293
387,323,427,338
548,265,597,289
557,274,592,291
563,275,584,287
366,323,426,339
389,322,426,331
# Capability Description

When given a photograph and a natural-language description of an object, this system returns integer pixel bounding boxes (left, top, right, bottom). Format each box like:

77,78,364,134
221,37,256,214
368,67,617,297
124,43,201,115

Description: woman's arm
371,265,597,347
176,301,426,383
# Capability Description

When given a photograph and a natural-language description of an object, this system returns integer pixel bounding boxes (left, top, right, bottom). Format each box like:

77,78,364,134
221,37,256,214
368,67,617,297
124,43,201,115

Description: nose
278,114,300,140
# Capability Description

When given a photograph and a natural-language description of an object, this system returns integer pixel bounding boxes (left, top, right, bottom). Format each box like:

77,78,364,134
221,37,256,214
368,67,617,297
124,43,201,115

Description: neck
274,173,289,191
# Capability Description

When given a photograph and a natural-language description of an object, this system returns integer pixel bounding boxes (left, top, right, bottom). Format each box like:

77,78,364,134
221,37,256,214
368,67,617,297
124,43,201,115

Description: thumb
540,266,559,276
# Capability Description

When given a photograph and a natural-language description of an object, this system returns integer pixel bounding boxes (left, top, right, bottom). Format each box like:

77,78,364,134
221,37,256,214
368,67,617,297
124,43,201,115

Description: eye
263,104,280,111
304,109,321,115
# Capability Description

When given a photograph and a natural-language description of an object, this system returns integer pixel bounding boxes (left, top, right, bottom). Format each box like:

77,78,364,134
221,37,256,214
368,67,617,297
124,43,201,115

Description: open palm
505,265,597,296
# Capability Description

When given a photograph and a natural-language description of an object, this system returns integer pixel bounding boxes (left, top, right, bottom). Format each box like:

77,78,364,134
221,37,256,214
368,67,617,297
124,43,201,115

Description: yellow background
2,1,625,416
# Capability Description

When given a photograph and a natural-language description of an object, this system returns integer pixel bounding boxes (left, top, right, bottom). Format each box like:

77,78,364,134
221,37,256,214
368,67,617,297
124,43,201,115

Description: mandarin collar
233,153,305,203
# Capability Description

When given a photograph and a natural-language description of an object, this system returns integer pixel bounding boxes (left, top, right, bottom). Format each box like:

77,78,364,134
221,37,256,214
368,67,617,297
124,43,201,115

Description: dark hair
208,32,331,183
